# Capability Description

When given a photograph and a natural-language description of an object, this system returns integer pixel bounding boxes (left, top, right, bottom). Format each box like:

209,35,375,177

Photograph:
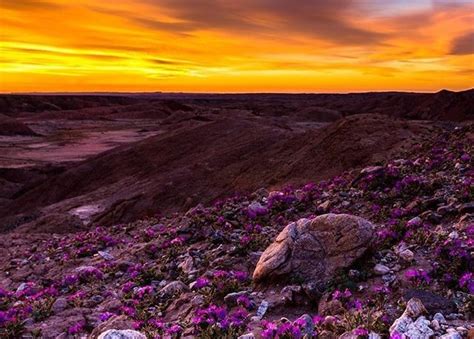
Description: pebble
238,334,255,339
52,297,68,313
22,317,34,326
439,332,462,339
374,264,391,275
433,313,446,324
91,295,104,303
98,250,114,261
431,319,440,331
255,300,269,319
448,231,459,239
382,273,397,284
399,249,414,261
407,217,422,227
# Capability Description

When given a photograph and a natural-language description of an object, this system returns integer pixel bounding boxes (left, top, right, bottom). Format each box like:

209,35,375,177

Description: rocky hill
0,114,440,232
0,120,472,338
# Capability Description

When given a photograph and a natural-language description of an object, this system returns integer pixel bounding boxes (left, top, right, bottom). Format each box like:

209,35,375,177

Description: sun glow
1,0,473,92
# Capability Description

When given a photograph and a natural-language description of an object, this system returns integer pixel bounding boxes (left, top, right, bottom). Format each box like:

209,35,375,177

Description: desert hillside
0,92,472,338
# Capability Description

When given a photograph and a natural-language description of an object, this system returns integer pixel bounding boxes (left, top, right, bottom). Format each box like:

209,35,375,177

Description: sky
0,0,473,93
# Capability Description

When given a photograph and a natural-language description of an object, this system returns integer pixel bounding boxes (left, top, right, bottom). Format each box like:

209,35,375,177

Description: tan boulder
253,214,374,285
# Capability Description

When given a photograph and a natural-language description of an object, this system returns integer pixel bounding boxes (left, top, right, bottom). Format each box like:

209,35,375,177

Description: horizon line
1,88,473,96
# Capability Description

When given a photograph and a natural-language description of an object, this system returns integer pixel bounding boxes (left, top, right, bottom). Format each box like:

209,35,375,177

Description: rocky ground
0,118,472,338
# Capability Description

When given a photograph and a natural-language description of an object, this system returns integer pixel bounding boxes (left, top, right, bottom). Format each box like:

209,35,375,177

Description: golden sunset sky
1,0,473,92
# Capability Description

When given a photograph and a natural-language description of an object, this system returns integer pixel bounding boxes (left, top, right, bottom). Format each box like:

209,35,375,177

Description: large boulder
253,214,374,285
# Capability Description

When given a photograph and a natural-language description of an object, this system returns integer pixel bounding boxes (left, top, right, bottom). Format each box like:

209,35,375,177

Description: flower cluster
192,305,249,337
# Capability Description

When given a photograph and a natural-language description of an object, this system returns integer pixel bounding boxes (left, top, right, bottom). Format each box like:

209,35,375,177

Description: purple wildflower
99,312,115,322
194,277,210,289
459,272,474,293
68,321,85,335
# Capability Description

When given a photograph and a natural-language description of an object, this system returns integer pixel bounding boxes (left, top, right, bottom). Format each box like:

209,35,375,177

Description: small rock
224,291,248,305
317,201,331,213
361,166,384,175
22,317,34,326
433,313,446,324
98,329,146,339
405,298,427,318
255,300,269,319
382,273,397,284
52,297,68,314
91,295,105,304
247,202,267,218
407,217,422,227
431,319,440,331
389,298,427,335
296,314,314,336
390,313,413,334
448,231,459,239
404,316,434,338
16,282,34,294
439,332,462,339
399,249,414,261
238,334,255,339
178,256,194,274
403,289,457,314
374,264,390,275
98,251,114,261
159,281,188,297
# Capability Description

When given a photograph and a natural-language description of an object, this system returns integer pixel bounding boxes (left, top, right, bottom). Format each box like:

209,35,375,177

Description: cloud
93,0,387,45
0,0,62,10
247,0,386,44
450,31,474,55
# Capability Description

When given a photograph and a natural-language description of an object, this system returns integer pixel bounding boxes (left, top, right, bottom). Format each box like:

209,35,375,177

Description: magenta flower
68,321,85,334
99,312,114,322
354,327,369,336
390,331,404,339
213,270,228,279
332,288,352,300
405,268,430,284
459,272,474,293
236,295,252,309
122,281,135,293
194,277,210,289
312,315,324,325
167,324,182,335
135,285,154,299
121,306,136,317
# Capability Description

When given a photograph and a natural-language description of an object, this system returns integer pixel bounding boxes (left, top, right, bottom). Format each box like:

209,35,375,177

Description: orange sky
1,0,473,92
